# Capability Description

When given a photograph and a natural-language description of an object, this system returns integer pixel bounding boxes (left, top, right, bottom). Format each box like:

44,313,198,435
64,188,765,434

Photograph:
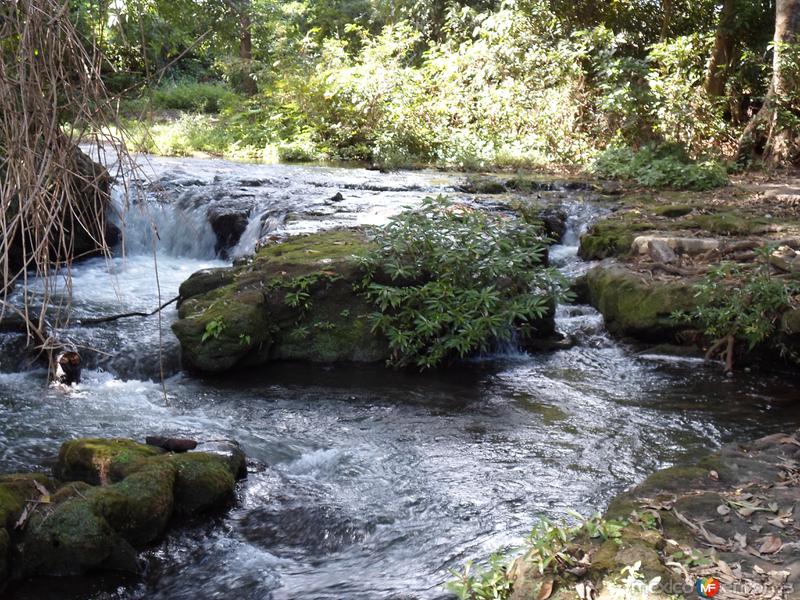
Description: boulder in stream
173,228,389,372
584,261,695,341
0,437,246,592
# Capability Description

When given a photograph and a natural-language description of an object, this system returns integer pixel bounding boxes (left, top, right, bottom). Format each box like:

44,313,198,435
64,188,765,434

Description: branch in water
76,296,179,325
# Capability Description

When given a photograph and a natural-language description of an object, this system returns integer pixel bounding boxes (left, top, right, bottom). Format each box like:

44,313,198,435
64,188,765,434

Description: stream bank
572,178,800,372
506,429,800,600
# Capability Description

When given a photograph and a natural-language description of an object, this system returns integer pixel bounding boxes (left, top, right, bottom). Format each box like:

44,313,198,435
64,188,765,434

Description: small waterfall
548,201,607,271
110,188,219,259
231,211,287,258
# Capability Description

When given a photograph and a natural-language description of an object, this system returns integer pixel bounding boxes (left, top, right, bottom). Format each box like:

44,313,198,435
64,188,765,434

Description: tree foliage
62,0,799,169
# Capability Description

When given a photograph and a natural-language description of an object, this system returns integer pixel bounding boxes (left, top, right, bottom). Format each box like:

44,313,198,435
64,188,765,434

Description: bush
151,81,238,114
357,197,570,369
591,143,729,190
674,258,798,362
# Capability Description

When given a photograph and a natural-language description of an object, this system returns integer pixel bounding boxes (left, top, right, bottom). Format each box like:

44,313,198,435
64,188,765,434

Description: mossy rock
585,263,695,340
686,210,770,235
0,474,57,531
52,481,92,503
460,176,507,194
578,218,657,260
167,453,236,516
86,463,175,546
3,438,247,588
781,309,800,336
654,204,693,218
178,267,236,302
56,438,164,485
15,499,139,578
173,229,389,372
173,289,271,372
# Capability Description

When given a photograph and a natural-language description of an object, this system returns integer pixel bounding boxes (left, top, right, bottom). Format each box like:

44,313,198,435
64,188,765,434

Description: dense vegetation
69,0,800,180
359,197,568,368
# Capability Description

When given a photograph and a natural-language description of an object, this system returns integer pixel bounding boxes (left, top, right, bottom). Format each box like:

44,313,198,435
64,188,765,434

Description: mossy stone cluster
0,438,245,592
172,228,391,372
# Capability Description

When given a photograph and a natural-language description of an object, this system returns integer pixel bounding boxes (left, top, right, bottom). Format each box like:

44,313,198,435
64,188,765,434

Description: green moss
0,474,56,530
17,499,138,578
271,278,387,362
781,309,800,335
686,210,769,235
254,229,372,272
86,462,175,546
173,229,387,371
173,289,271,372
578,218,656,260
56,439,163,485
167,454,236,516
462,176,507,194
585,264,695,340
654,204,693,218
52,481,92,503
179,268,235,301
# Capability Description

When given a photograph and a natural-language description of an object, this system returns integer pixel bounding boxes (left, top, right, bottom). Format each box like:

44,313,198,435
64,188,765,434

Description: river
1,155,799,599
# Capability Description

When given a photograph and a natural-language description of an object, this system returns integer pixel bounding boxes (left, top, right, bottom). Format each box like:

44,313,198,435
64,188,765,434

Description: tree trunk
661,0,674,39
705,0,738,97
236,0,257,96
738,0,800,167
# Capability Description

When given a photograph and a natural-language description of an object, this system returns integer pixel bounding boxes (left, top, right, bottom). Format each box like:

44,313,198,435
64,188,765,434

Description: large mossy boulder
173,229,389,372
0,438,246,591
85,464,175,546
585,262,695,340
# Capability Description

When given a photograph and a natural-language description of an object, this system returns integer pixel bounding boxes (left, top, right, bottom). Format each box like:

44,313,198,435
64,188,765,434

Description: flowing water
1,156,799,600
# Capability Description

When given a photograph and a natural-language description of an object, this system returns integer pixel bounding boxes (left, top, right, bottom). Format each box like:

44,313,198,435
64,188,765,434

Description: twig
75,296,178,325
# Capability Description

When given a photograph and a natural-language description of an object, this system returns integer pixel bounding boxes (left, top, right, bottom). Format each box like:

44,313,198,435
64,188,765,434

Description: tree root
705,334,735,372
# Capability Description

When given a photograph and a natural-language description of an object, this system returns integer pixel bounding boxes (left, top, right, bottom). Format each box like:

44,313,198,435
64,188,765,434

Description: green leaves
675,258,798,355
359,196,568,369
201,318,226,343
591,143,729,191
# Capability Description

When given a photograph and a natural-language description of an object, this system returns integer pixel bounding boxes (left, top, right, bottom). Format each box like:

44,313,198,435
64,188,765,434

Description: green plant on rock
358,197,570,369
673,256,798,370
201,318,226,343
446,513,630,600
446,553,514,600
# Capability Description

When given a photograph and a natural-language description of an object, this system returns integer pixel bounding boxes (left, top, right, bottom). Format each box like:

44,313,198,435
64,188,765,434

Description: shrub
673,257,798,368
591,143,729,190
357,197,570,369
151,81,238,114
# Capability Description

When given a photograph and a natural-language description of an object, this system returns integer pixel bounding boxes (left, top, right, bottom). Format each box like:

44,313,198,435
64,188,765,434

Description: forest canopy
68,0,799,172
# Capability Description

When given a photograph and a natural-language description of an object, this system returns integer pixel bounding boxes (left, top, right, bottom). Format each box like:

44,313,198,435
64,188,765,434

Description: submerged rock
0,437,246,592
207,202,252,256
